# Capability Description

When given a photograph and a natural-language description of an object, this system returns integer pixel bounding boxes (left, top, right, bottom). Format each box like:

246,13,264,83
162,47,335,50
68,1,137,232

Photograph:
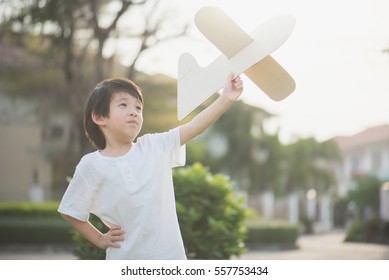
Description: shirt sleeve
171,127,186,168
145,127,186,168
57,160,96,221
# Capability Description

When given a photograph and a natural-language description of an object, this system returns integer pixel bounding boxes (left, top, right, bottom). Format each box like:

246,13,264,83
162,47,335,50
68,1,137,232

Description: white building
335,124,389,197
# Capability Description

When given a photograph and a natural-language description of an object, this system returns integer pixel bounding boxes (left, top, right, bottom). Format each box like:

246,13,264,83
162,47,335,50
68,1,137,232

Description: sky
122,0,389,143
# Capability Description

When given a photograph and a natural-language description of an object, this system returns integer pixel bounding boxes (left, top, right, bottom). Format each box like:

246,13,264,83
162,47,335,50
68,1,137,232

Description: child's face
103,91,143,142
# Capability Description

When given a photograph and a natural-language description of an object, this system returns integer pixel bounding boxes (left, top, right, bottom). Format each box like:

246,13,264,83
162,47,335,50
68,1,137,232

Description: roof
334,124,389,150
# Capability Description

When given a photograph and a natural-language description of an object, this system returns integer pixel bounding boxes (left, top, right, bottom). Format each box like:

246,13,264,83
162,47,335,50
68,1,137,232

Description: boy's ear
92,112,106,126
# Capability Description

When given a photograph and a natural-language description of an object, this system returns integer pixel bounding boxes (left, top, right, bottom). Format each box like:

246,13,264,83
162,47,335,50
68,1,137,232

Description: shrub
347,175,381,213
0,201,61,218
345,217,384,244
173,162,247,259
0,201,72,244
0,218,71,244
245,219,299,247
344,222,368,242
0,202,105,257
71,214,107,260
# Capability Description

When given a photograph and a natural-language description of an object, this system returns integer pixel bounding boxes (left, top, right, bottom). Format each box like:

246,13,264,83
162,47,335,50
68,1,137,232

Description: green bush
0,201,72,244
173,162,247,259
245,219,299,246
345,222,368,242
345,218,383,244
0,201,106,257
0,201,61,218
71,214,107,260
0,218,71,244
347,175,381,213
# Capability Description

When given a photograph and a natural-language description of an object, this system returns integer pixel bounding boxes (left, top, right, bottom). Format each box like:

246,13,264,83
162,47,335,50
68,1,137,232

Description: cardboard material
177,6,296,120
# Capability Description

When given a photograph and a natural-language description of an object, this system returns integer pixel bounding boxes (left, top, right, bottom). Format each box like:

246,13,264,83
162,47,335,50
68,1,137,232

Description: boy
58,73,243,259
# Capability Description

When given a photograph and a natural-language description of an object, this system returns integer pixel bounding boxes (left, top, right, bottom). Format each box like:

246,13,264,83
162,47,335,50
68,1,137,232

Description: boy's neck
100,142,133,157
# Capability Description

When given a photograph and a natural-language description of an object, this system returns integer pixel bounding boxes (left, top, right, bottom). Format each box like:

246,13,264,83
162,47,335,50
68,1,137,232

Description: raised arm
180,73,243,145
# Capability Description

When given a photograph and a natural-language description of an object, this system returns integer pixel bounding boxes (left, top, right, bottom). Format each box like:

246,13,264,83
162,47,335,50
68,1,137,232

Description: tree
284,138,342,194
3,0,137,151
348,175,381,215
173,98,341,199
126,0,188,79
252,132,286,195
344,175,382,243
210,101,274,192
1,0,187,152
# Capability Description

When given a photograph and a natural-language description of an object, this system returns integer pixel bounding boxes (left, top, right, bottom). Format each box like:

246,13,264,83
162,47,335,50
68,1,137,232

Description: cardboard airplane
177,6,296,121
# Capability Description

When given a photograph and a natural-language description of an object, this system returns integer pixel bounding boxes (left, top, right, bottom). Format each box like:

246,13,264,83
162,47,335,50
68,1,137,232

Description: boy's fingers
110,225,125,234
108,234,125,248
111,236,124,243
113,232,125,239
110,225,122,230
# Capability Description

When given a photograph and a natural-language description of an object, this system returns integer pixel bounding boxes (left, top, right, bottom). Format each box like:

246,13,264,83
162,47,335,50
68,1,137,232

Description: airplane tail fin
177,52,229,121
178,53,199,80
178,53,202,121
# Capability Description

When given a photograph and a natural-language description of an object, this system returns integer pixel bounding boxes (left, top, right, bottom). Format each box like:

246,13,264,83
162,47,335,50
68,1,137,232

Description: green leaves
173,162,247,259
348,175,381,211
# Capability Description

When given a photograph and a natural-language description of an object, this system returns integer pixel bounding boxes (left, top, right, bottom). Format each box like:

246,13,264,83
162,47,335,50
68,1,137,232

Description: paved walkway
239,230,389,260
1,230,389,260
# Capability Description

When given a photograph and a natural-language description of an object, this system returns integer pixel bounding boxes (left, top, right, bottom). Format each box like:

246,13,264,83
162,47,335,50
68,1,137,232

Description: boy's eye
119,103,127,108
136,106,142,111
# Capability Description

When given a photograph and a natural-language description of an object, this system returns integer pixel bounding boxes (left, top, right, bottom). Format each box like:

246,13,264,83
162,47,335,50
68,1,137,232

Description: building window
350,157,364,178
351,157,360,171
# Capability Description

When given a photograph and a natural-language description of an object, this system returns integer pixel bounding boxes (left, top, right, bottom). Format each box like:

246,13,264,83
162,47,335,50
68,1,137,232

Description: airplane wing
194,6,253,59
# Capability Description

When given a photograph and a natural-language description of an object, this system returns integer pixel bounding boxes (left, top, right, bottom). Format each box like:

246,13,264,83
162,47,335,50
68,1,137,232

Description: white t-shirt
58,127,187,260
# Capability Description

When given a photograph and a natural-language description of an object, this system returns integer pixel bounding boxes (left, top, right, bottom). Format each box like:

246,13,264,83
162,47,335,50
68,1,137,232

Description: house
335,124,389,197
0,94,73,202
240,124,389,230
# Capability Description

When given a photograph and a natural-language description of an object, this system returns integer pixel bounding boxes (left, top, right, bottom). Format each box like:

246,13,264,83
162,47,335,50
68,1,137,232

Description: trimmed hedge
345,219,389,244
0,201,61,218
0,201,299,253
0,201,72,244
245,219,299,247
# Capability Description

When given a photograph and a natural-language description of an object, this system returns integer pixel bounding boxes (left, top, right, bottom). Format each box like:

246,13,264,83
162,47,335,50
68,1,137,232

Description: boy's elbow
60,213,70,221
60,213,78,223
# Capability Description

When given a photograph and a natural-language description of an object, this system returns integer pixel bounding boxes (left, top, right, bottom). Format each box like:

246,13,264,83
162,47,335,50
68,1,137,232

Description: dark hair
84,78,144,150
